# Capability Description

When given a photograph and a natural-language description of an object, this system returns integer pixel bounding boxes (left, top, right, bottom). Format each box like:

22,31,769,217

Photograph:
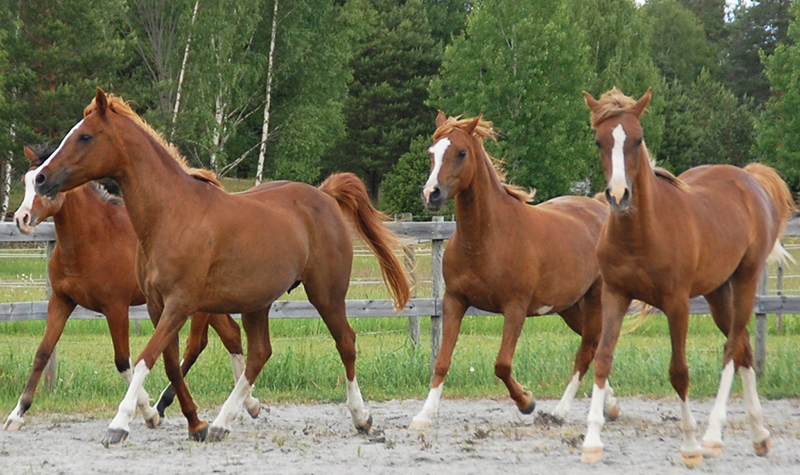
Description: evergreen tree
329,0,441,200
755,1,800,189
676,0,725,44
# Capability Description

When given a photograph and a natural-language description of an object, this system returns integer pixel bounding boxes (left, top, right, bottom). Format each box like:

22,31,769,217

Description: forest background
0,0,798,219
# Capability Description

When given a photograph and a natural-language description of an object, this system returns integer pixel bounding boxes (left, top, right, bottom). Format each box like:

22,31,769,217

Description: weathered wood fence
2,217,800,387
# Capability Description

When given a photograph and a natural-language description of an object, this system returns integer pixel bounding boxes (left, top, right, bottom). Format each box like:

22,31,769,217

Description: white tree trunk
171,0,201,140
255,0,279,186
210,90,225,170
1,157,11,220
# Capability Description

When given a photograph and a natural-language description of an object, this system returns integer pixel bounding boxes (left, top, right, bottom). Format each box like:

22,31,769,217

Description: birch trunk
255,0,279,186
170,0,200,140
210,90,225,170
1,157,11,220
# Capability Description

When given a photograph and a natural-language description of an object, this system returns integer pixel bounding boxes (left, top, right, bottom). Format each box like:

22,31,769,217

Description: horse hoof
409,417,431,430
681,451,703,468
245,400,261,419
101,428,129,448
581,446,603,464
190,424,209,442
754,437,771,456
702,440,723,458
604,404,620,421
356,414,373,435
206,426,230,442
518,391,535,415
144,413,161,429
3,419,22,431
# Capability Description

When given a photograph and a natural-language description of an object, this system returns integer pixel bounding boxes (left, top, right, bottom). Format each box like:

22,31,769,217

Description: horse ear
464,113,483,135
95,87,108,117
23,146,37,164
631,87,652,118
436,110,447,128
583,91,600,112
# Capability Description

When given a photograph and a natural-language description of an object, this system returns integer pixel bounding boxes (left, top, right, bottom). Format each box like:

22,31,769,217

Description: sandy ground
1,397,799,475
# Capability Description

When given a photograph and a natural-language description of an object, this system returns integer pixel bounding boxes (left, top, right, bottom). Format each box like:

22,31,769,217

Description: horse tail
319,173,412,311
745,163,798,264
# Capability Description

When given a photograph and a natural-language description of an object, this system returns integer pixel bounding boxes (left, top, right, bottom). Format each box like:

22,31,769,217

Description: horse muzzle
34,168,65,199
605,187,631,212
421,185,447,212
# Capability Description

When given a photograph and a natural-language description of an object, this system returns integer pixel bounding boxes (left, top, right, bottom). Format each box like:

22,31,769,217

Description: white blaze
423,138,451,200
608,124,627,193
31,119,84,186
14,169,38,219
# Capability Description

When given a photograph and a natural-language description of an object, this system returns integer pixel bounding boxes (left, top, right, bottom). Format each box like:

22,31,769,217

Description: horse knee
494,361,511,381
669,365,690,398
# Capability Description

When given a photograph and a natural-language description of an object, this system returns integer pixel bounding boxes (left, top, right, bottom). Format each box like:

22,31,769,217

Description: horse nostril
430,186,441,200
621,188,630,203
35,173,46,185
604,188,613,204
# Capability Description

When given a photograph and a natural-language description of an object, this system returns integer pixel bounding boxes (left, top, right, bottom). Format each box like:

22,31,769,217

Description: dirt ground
1,397,799,475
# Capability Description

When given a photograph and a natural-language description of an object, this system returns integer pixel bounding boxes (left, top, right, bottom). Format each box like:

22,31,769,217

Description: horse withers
581,87,795,466
410,111,617,429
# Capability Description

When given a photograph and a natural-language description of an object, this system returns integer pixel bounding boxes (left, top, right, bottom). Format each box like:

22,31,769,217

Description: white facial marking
14,169,39,224
609,124,627,193
423,138,451,200
31,119,85,186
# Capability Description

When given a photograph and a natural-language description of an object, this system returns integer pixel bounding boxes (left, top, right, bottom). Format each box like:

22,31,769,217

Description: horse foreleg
102,302,190,447
410,293,467,430
208,309,271,442
104,306,160,428
209,313,260,418
4,296,75,431
494,305,533,414
154,312,210,417
582,288,629,465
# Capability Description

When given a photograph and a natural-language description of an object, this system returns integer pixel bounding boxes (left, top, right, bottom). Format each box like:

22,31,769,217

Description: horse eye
636,138,643,146
457,150,467,159
595,140,601,148
78,133,92,142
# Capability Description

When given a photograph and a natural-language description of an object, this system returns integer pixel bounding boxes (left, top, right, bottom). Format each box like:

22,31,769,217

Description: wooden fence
2,217,800,387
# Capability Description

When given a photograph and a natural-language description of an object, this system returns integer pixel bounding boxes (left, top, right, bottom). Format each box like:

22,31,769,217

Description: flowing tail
745,163,798,264
320,173,412,311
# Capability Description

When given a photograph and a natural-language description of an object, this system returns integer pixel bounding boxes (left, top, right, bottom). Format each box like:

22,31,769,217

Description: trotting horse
5,145,259,432
410,112,617,429
32,88,410,446
581,87,795,466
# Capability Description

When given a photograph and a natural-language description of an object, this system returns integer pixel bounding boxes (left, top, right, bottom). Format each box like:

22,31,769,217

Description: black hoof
356,415,373,435
206,426,230,442
519,391,536,415
190,425,209,442
101,428,129,448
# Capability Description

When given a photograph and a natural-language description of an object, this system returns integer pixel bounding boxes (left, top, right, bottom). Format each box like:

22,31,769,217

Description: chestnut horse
5,145,259,432
581,88,795,466
410,112,616,429
32,88,410,446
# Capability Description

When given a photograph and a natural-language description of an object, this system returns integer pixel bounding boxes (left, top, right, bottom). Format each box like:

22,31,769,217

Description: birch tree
256,0,279,186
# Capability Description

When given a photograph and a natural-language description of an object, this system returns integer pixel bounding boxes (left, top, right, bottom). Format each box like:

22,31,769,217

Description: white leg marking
346,377,370,429
679,397,702,456
410,383,443,429
608,124,628,198
109,360,151,433
210,373,254,433
703,361,735,451
4,400,26,430
741,366,771,444
604,381,620,418
553,372,580,418
121,362,158,422
230,354,260,417
422,138,451,200
583,383,606,451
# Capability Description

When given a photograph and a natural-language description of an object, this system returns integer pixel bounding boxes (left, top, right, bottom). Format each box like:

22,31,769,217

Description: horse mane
590,87,688,191
83,95,224,189
88,181,124,206
433,115,535,203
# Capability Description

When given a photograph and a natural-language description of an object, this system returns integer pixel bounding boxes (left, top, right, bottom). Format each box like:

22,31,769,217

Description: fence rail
3,217,800,384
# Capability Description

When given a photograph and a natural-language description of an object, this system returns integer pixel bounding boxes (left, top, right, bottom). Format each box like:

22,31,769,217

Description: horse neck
50,185,107,258
453,146,514,243
112,124,195,251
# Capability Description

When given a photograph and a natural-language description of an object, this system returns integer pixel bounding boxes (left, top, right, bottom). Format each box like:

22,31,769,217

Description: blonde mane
590,87,687,191
84,95,223,189
433,115,535,203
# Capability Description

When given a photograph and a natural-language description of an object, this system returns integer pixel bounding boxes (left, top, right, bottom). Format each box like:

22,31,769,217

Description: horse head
14,145,66,234
584,87,651,212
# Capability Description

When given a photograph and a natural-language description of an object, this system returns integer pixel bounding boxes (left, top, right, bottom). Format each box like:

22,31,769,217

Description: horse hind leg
209,313,261,418
208,309,271,442
4,297,75,431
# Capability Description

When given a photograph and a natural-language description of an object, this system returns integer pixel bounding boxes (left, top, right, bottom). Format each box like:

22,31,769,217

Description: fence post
44,240,57,391
754,269,768,378
430,216,444,380
405,246,419,347
776,260,784,334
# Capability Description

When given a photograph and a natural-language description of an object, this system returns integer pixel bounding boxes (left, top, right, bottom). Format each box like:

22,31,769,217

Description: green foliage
658,70,757,173
430,0,594,201
755,1,800,189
